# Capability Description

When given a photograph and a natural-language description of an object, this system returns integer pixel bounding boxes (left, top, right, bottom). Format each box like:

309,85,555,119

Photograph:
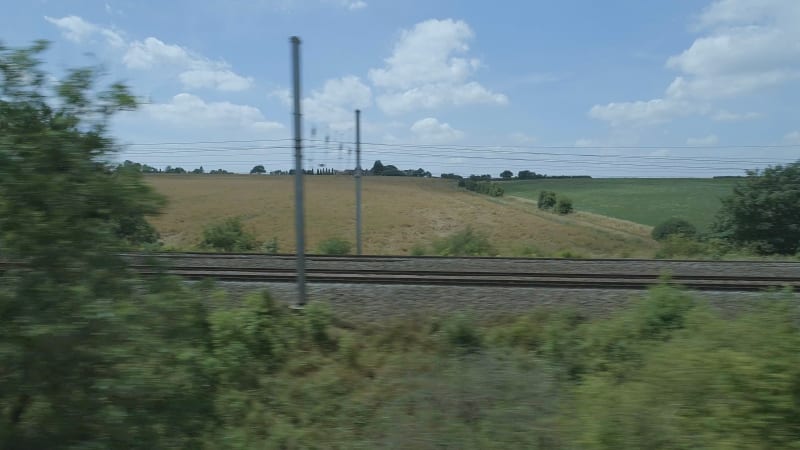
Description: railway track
4,254,798,292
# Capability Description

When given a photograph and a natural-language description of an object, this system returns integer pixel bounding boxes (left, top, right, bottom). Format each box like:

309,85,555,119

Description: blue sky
3,0,799,176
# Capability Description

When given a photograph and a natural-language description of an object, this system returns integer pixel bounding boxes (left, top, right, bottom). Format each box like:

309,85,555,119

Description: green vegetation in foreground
503,178,738,230
10,279,800,448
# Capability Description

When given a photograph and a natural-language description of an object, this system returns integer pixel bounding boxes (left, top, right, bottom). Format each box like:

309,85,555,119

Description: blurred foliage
652,217,698,241
432,226,495,256
200,217,257,252
317,237,353,255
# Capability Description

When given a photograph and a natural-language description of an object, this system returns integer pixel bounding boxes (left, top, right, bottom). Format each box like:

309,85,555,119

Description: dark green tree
500,170,514,179
0,42,211,448
538,191,557,210
250,164,266,174
371,160,384,175
556,196,574,215
713,162,800,254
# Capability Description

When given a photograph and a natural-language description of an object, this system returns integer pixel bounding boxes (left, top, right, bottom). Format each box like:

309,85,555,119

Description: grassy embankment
146,175,658,257
173,283,800,448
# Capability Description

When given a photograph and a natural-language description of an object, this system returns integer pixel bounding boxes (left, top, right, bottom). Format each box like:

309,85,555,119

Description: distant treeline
370,160,432,177
441,171,591,181
115,161,233,174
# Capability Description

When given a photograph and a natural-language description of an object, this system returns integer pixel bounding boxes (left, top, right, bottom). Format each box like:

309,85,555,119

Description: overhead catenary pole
291,36,306,307
355,109,362,255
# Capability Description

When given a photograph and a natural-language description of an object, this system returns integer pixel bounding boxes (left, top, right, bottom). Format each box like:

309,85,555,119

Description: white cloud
589,98,699,126
376,82,506,115
369,19,506,114
346,0,367,10
45,15,124,47
179,69,253,92
686,134,719,145
410,117,464,142
270,88,293,107
712,109,761,121
302,76,372,130
590,0,800,126
143,93,283,131
46,16,252,92
784,130,800,143
123,37,192,69
123,37,253,91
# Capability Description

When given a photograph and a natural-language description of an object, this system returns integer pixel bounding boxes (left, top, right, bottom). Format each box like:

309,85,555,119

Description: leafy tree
713,162,800,254
164,165,186,173
250,164,266,174
441,173,463,180
500,170,514,179
191,165,205,174
538,191,557,210
371,160,384,175
382,164,404,176
0,41,214,448
556,197,574,215
518,170,545,180
651,218,697,241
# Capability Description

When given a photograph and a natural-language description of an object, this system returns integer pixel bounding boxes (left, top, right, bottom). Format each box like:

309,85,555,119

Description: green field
503,178,739,230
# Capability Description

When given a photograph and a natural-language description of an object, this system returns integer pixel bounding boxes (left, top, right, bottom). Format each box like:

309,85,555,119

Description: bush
442,314,483,352
410,244,427,256
432,227,495,256
461,179,504,197
652,218,697,241
556,197,574,215
262,237,279,254
201,218,258,252
317,237,352,255
538,191,557,210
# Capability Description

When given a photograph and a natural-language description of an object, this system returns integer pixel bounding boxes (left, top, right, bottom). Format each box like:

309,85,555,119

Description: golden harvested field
146,175,659,257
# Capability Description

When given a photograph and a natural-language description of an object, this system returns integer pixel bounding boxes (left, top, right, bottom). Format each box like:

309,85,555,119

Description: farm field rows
145,175,659,257
502,178,738,230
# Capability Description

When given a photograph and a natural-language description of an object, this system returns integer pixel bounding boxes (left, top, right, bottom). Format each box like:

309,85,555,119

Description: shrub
652,218,697,241
556,196,574,214
432,227,495,256
317,237,352,255
460,179,504,197
441,314,483,353
201,218,257,251
262,237,279,254
538,191,557,210
410,244,427,256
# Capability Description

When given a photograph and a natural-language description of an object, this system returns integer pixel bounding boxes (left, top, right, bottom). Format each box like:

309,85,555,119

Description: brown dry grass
146,175,659,257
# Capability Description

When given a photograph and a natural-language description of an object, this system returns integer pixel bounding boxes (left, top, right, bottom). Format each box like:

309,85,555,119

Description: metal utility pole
291,36,306,307
355,109,362,255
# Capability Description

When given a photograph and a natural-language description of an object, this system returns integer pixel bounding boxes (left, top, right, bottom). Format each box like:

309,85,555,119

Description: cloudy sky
4,0,800,176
